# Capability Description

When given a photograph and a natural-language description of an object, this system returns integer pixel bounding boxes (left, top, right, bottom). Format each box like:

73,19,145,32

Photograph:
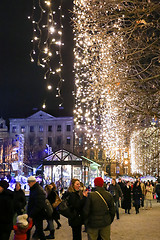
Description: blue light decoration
151,116,158,126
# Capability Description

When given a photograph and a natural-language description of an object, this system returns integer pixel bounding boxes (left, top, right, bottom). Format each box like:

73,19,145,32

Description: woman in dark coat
14,182,26,215
122,181,132,214
133,181,142,214
50,182,61,229
44,183,61,239
67,178,88,240
0,180,14,240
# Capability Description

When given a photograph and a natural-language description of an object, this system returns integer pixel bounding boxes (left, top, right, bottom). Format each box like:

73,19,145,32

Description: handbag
52,193,62,208
44,199,53,219
95,191,109,210
58,196,73,218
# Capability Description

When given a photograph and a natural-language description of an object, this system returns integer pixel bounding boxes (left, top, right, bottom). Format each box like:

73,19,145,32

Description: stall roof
43,149,101,168
81,156,101,167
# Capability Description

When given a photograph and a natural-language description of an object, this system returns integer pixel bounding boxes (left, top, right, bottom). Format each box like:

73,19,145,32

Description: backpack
44,199,53,219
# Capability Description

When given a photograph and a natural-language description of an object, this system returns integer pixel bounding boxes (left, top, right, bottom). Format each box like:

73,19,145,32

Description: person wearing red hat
83,177,115,240
0,179,14,240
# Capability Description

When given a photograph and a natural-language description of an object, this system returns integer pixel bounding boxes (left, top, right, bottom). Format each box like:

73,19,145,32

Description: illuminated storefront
43,149,101,187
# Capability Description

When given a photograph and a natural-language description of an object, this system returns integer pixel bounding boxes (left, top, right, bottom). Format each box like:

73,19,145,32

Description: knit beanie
94,177,104,187
17,214,28,228
0,180,9,189
27,176,36,183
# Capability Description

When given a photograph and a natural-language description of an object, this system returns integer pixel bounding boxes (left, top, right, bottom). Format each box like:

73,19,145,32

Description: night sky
0,0,74,120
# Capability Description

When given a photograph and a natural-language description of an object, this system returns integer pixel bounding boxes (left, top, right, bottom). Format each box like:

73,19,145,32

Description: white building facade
9,111,74,166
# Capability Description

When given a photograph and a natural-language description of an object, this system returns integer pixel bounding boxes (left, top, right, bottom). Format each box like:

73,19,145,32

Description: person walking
83,177,115,240
44,183,61,239
67,178,88,240
13,182,26,215
0,179,14,240
145,181,153,209
140,180,146,209
133,181,142,214
50,182,61,229
122,181,131,214
108,178,122,219
155,179,160,202
26,176,46,240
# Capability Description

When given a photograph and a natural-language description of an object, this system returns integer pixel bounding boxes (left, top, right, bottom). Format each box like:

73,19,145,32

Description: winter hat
27,176,36,183
17,214,28,228
94,177,104,187
0,180,9,189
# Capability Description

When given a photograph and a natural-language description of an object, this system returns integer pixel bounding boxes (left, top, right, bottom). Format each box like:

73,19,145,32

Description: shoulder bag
52,192,62,208
95,191,109,210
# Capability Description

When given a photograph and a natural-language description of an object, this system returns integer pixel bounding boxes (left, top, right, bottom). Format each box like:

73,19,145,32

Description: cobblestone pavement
10,200,160,240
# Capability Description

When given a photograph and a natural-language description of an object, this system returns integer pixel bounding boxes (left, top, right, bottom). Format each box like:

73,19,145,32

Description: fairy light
29,0,65,108
131,126,160,175
73,0,128,163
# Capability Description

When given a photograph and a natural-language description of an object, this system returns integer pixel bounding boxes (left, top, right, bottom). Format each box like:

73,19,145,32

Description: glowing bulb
42,103,46,109
47,85,52,90
50,26,55,33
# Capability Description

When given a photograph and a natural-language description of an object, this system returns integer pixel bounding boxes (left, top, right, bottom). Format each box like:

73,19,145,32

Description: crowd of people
0,176,160,240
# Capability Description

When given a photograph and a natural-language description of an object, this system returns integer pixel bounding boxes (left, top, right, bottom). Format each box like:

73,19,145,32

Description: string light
29,0,65,108
73,0,160,176
73,0,127,155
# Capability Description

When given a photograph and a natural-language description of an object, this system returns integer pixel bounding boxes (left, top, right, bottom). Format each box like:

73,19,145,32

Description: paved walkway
10,200,160,240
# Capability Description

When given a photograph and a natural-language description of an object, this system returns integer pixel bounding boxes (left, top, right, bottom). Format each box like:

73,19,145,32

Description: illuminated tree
73,0,160,174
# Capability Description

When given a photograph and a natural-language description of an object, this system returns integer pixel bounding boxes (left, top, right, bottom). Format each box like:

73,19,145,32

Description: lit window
21,126,25,133
12,126,17,133
39,126,43,132
66,137,71,145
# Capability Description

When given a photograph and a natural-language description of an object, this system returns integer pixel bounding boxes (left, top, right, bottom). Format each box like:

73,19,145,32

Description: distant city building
0,118,11,177
0,118,9,141
9,110,74,168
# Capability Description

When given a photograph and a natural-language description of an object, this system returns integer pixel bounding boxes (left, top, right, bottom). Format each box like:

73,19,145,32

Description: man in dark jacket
83,177,115,240
109,178,122,219
0,179,14,240
27,176,46,240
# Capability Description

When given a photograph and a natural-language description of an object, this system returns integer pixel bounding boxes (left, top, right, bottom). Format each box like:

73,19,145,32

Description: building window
79,137,83,146
39,126,43,132
98,150,102,160
56,136,62,145
12,126,17,133
30,126,34,132
0,123,3,128
124,166,128,175
48,125,52,132
48,137,52,146
66,137,71,145
90,151,94,160
29,137,34,146
21,126,25,133
66,125,71,131
39,137,43,146
57,125,61,132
